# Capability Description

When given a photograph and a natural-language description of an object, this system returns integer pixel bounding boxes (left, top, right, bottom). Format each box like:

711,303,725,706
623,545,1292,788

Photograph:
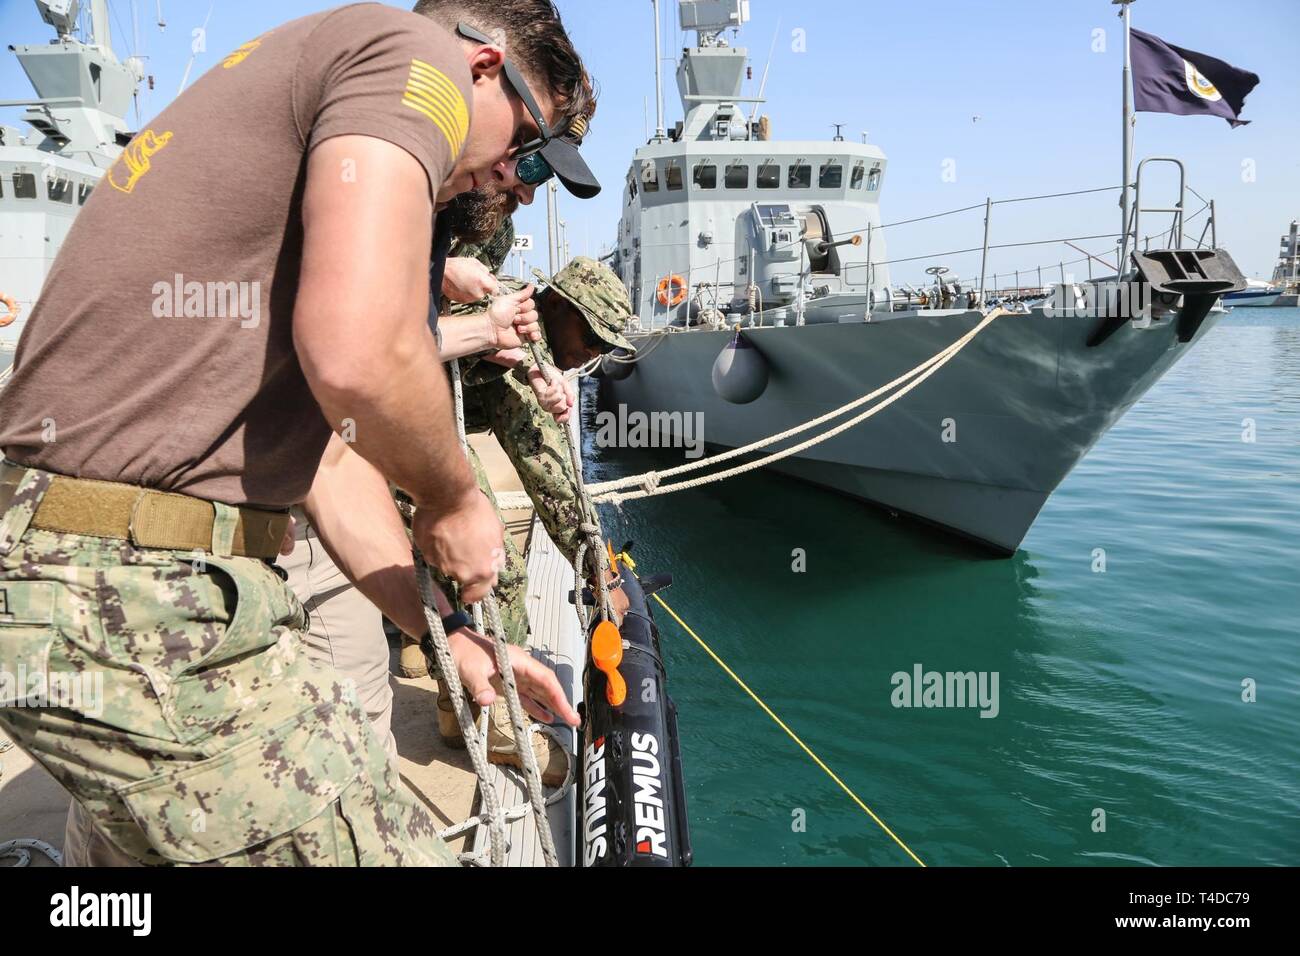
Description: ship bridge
612,0,891,326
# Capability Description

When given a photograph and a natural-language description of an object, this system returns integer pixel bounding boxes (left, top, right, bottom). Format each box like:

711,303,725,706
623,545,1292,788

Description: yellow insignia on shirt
107,129,173,194
223,31,271,69
401,59,468,156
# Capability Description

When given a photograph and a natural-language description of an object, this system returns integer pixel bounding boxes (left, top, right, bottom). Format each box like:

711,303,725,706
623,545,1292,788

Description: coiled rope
0,737,63,867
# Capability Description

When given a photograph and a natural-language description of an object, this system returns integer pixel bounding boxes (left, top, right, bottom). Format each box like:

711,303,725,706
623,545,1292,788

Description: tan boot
486,702,568,787
399,633,429,679
435,679,480,749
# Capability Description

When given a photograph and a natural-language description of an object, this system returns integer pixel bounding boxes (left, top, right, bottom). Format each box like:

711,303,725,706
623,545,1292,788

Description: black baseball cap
537,136,600,198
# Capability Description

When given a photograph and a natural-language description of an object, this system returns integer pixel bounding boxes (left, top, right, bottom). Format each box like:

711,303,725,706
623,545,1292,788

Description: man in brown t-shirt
0,0,594,866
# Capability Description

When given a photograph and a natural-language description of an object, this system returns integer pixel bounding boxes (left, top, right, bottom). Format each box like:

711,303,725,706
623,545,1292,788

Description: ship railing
641,175,1218,328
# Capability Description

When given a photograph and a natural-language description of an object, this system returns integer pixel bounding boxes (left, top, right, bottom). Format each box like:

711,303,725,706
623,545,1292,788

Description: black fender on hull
711,329,769,404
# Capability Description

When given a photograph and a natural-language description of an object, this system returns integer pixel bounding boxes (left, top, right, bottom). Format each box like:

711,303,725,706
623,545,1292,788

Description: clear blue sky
3,0,1296,283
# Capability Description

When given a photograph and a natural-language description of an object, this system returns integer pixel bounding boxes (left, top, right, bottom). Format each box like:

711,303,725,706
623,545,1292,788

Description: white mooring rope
493,307,1006,511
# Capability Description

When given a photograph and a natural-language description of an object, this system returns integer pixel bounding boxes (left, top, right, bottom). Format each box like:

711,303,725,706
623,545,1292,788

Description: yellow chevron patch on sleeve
402,59,468,157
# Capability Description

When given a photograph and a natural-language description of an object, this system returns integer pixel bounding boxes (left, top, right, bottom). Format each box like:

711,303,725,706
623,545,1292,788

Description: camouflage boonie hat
532,257,635,353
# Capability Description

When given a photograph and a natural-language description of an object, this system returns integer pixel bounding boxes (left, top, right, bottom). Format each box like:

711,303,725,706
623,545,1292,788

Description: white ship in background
598,0,1246,553
1224,220,1300,307
1,0,142,371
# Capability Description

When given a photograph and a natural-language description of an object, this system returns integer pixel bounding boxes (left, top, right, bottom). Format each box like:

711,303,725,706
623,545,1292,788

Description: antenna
831,123,845,142
748,16,781,131
651,0,666,141
156,0,165,30
89,0,112,53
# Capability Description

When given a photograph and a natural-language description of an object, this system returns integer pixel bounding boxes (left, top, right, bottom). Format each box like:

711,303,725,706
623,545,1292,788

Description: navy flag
1130,29,1259,127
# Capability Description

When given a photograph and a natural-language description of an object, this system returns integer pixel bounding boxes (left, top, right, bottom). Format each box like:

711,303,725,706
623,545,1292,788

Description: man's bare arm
295,135,468,508
294,135,501,601
436,286,540,360
302,433,445,637
303,434,580,726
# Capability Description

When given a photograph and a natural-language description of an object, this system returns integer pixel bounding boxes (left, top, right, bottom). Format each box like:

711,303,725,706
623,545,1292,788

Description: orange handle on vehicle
591,620,626,707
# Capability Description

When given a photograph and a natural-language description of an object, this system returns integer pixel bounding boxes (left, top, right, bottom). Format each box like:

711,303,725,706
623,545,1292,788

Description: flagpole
1116,0,1136,274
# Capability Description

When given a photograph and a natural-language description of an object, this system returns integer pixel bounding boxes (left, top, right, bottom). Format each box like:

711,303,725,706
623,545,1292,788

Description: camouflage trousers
429,444,529,648
0,467,457,866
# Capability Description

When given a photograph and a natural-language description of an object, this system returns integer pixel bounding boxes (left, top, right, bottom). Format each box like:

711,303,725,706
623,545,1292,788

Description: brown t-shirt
0,3,471,507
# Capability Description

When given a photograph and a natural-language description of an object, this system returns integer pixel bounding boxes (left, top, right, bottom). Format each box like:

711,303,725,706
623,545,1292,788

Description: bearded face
444,185,519,243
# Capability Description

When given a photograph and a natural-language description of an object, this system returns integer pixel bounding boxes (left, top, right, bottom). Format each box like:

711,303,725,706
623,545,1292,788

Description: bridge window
11,172,36,199
78,183,93,204
819,163,843,189
693,163,717,188
642,164,659,193
867,167,881,191
724,163,749,188
665,165,683,190
48,179,73,204
788,163,811,188
850,164,865,189
756,162,780,188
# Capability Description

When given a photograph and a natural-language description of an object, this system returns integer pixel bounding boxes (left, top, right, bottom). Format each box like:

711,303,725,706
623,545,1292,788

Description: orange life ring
0,293,19,328
656,274,687,308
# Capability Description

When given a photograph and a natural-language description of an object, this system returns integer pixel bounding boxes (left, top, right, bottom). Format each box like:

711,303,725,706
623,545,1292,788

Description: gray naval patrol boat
600,0,1245,554
1,0,140,377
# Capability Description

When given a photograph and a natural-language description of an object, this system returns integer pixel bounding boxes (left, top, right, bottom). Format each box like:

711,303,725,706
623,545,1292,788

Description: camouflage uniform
437,235,634,648
0,465,457,866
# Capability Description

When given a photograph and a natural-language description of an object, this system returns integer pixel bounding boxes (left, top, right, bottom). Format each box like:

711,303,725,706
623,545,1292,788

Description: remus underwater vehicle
576,551,692,867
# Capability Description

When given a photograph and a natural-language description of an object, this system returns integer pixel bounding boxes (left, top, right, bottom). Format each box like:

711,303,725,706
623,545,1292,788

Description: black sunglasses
456,22,552,158
515,150,554,186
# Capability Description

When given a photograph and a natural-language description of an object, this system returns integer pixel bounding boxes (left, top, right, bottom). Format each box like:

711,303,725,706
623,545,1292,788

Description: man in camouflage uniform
415,233,634,658
0,468,453,866
411,231,634,778
0,0,597,867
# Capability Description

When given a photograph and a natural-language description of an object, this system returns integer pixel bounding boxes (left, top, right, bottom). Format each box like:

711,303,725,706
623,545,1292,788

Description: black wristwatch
439,610,473,634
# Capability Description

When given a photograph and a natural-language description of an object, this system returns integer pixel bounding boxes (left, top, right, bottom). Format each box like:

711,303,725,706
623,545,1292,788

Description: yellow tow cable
633,565,926,868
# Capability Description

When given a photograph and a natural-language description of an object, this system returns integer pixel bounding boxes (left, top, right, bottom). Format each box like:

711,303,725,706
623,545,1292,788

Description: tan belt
0,462,289,560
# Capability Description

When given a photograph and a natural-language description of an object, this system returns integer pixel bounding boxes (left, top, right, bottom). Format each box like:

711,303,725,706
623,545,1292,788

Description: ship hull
600,307,1221,553
1223,289,1281,307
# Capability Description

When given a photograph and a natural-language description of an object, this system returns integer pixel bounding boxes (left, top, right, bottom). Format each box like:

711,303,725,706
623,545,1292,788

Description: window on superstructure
867,167,881,191
48,179,73,204
724,163,749,188
642,163,660,192
788,163,811,188
850,164,865,190
666,164,684,190
78,183,93,204
757,162,780,189
12,172,36,199
819,163,843,189
693,163,717,188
